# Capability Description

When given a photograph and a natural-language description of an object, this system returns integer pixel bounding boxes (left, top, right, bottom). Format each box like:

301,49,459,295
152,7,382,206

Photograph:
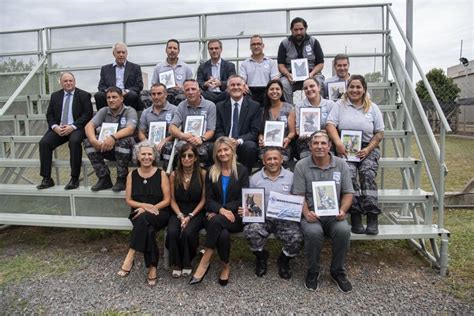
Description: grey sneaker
304,270,321,291
331,272,353,293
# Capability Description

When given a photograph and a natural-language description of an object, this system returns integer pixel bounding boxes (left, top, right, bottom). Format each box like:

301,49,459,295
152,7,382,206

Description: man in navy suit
37,72,93,190
197,39,236,103
215,75,261,172
95,42,144,111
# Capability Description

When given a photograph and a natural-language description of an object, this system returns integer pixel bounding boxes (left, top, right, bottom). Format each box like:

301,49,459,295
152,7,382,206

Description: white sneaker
172,269,182,278
181,268,192,277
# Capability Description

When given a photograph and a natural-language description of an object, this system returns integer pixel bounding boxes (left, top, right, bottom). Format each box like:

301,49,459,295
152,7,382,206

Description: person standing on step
37,72,93,190
84,87,137,192
326,74,384,235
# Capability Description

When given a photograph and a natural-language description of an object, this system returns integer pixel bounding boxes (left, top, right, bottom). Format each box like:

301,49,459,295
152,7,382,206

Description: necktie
61,93,71,125
231,103,239,139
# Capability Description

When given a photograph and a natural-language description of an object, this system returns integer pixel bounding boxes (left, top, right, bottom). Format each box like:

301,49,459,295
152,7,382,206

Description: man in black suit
95,42,144,111
215,75,261,172
197,39,236,103
37,72,93,190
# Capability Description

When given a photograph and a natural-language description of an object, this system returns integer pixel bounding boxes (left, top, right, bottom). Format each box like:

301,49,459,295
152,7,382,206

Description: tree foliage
364,71,383,83
416,68,460,103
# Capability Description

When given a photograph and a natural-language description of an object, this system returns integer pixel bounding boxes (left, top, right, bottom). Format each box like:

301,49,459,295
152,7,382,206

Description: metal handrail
387,5,451,132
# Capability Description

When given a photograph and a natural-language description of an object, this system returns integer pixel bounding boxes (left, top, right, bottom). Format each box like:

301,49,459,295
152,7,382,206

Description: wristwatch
188,213,194,219
200,136,207,142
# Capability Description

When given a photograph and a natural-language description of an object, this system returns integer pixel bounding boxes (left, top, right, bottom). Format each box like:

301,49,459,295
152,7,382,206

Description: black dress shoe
91,175,113,191
189,264,210,285
36,177,54,190
64,177,79,190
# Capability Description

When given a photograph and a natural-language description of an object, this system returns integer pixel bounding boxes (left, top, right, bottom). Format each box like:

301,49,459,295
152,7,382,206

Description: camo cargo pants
347,147,381,215
83,136,134,178
244,218,303,257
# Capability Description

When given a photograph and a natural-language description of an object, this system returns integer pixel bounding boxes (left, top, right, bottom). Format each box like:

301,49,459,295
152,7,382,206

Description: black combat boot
350,213,366,234
112,177,127,192
91,175,113,191
253,250,269,277
277,252,292,280
366,213,379,235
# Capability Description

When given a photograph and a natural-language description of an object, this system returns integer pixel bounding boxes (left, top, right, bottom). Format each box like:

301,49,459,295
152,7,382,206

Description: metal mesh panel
127,17,200,42
0,194,70,215
206,12,287,37
50,24,123,49
0,31,39,53
75,197,129,217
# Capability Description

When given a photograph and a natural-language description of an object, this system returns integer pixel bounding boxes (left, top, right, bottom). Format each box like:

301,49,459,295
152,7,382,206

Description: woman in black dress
167,143,206,278
189,136,249,286
117,140,170,287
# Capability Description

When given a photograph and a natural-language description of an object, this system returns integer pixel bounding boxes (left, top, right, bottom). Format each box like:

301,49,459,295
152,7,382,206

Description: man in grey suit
197,39,236,103
95,42,144,111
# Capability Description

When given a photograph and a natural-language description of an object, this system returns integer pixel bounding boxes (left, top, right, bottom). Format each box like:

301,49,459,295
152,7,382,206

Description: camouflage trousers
83,136,135,178
244,217,303,257
347,147,381,215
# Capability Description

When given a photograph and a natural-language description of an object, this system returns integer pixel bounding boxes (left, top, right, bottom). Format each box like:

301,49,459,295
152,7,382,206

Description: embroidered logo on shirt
120,117,127,127
165,113,172,122
282,184,290,191
176,74,183,80
333,172,341,183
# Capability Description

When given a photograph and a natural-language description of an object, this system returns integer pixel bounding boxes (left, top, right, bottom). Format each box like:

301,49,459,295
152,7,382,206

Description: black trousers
201,90,229,104
94,90,143,111
248,87,266,107
129,209,170,267
236,141,258,172
39,128,85,178
166,213,204,268
204,214,243,263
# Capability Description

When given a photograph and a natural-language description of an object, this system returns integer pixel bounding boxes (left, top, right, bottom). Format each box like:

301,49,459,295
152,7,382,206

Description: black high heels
189,264,210,285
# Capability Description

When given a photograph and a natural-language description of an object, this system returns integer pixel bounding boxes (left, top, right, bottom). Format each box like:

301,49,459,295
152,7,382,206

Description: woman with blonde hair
189,136,249,286
117,140,171,287
326,74,384,235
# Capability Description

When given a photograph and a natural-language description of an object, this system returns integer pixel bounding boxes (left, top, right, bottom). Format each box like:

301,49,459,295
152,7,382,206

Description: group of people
36,16,385,291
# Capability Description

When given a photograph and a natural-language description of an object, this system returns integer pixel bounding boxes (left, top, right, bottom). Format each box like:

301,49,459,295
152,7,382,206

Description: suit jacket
46,88,93,130
206,164,249,214
197,58,236,91
215,96,261,142
97,61,143,94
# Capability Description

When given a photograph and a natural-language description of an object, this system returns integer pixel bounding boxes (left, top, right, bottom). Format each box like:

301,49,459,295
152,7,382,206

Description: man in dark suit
37,72,93,190
95,42,144,111
215,75,261,172
197,39,236,103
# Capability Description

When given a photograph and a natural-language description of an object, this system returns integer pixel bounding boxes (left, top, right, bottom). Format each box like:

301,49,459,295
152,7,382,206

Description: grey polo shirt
250,167,294,210
170,96,216,132
151,59,193,86
295,97,336,131
239,56,279,87
139,102,177,135
292,153,353,212
326,99,384,143
91,105,138,129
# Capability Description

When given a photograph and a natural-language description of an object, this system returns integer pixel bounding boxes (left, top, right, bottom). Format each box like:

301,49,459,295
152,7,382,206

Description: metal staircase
0,3,450,275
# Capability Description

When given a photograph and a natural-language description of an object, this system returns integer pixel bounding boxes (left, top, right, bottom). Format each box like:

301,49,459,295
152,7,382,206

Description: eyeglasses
181,153,195,159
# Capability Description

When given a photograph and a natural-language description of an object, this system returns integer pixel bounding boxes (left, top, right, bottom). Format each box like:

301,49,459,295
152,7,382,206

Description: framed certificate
291,58,309,81
184,115,205,137
263,121,285,147
148,121,167,144
242,188,265,223
266,191,304,222
299,107,321,137
327,81,346,101
98,123,118,142
312,181,339,217
159,70,176,89
341,130,362,162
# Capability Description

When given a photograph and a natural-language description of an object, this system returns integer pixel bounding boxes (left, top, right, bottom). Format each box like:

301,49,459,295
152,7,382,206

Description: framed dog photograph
242,188,265,223
148,121,167,144
184,115,205,137
159,70,176,89
341,130,362,162
299,107,321,137
98,123,118,142
327,81,346,101
312,181,339,217
263,121,285,147
291,58,309,81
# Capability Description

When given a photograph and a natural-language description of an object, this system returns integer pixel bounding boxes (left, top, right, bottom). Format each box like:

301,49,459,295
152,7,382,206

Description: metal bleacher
0,3,450,275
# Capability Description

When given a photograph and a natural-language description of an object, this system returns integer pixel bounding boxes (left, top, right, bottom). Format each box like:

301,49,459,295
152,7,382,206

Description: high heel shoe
189,264,210,285
218,277,229,286
117,260,134,277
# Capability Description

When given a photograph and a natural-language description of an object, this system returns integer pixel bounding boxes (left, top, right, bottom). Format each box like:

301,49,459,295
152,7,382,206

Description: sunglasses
181,153,195,159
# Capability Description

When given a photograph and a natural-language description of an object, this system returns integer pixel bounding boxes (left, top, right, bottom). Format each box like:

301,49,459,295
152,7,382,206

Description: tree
416,68,460,103
0,58,35,96
364,71,383,83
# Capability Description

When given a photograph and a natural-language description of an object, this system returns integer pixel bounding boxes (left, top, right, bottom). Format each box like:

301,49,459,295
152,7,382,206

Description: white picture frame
341,129,363,162
159,70,176,89
327,81,347,101
184,115,205,137
299,107,321,137
242,188,265,223
148,121,167,145
98,123,118,142
291,58,309,81
263,121,285,147
312,181,339,217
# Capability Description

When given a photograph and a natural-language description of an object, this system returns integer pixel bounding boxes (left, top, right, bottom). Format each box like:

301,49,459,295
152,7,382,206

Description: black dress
129,168,170,267
166,170,205,269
